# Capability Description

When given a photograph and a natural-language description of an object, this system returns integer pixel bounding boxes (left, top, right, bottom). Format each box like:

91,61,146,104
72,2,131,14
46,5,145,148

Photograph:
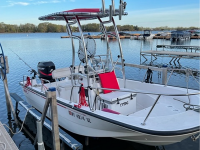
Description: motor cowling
37,61,55,82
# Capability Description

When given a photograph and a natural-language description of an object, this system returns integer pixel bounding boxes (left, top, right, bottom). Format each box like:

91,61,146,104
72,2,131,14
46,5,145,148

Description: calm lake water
0,32,199,150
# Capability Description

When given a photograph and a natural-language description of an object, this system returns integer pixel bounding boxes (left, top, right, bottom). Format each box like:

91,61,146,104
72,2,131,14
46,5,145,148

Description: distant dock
61,35,200,39
141,50,200,59
61,35,131,39
140,44,200,63
0,121,19,150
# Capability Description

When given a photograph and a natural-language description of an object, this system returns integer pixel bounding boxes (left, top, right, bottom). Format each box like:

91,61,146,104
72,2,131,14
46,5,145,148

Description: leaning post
48,87,60,150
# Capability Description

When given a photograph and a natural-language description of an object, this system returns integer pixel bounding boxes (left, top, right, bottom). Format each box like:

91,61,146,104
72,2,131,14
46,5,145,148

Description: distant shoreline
0,22,199,33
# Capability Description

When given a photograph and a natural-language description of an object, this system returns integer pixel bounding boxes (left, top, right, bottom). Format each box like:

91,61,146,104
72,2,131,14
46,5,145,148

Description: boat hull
21,85,199,146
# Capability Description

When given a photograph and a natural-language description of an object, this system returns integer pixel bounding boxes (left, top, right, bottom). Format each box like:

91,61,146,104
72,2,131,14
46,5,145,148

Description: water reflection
19,112,53,149
171,39,191,45
7,115,17,138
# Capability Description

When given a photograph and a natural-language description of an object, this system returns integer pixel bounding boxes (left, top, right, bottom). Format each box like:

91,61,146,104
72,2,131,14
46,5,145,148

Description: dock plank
0,122,19,150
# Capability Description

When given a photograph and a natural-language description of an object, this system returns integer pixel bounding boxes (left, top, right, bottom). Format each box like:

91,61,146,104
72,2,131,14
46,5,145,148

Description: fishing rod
9,48,37,78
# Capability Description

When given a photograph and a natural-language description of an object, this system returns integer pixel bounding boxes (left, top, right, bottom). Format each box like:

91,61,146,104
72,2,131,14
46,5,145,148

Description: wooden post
0,68,18,125
2,74,11,115
48,87,60,150
34,92,51,145
34,87,60,150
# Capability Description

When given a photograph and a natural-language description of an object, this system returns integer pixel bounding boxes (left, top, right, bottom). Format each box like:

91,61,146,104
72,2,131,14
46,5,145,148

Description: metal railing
40,78,51,92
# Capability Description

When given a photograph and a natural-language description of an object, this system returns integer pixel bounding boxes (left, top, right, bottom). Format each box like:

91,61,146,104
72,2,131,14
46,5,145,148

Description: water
0,33,199,150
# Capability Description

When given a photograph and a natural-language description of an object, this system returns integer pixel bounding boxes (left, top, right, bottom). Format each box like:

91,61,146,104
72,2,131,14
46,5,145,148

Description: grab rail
72,85,200,97
141,95,161,125
23,75,31,86
40,78,51,92
82,86,200,125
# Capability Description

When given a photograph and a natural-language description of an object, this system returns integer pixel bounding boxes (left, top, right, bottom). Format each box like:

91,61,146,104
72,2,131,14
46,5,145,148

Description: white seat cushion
57,82,71,88
99,91,132,102
52,68,71,79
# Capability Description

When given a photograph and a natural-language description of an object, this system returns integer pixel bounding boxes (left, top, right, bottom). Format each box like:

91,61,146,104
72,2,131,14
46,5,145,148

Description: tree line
0,22,198,33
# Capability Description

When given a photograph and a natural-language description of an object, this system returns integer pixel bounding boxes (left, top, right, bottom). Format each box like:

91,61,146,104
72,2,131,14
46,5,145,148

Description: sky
0,0,199,28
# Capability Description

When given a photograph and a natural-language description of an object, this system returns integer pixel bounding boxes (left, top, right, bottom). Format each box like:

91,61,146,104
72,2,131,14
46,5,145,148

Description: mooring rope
2,107,34,135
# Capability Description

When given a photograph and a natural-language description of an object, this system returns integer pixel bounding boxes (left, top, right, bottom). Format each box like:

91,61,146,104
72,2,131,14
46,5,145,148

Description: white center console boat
20,0,200,146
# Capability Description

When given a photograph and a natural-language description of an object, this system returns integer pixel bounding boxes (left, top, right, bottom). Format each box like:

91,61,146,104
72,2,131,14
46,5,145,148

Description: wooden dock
61,35,131,39
141,50,200,58
0,121,19,150
153,36,200,39
61,35,200,39
156,45,200,52
140,50,200,64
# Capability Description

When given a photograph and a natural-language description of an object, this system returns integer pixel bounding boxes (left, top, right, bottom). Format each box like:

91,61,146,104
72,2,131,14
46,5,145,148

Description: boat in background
171,30,191,41
188,30,200,37
130,34,143,40
156,31,171,37
130,30,154,40
20,0,200,146
143,30,155,40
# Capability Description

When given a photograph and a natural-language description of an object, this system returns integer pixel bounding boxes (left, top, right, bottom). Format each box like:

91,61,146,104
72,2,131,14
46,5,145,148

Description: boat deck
0,121,19,150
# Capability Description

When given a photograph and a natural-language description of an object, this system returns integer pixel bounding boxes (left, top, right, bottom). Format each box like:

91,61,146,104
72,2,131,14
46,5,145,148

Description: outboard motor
37,61,55,82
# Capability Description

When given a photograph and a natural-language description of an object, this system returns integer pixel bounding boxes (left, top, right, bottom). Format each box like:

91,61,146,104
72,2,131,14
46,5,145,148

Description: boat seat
52,66,84,79
98,71,120,94
57,81,72,88
99,90,134,102
52,67,71,79
98,71,135,102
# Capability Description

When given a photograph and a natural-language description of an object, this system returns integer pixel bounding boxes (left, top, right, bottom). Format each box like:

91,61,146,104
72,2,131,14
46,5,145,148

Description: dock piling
34,87,60,150
48,87,60,150
85,137,89,146
0,68,18,125
12,97,83,150
2,73,11,115
37,120,45,150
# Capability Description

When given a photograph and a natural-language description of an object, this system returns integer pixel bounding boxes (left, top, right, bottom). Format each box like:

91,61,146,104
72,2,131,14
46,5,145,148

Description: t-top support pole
112,17,126,88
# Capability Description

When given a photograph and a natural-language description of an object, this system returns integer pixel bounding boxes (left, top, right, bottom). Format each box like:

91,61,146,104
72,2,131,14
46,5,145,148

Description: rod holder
112,0,115,15
102,0,105,14
109,5,113,21
119,4,122,20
